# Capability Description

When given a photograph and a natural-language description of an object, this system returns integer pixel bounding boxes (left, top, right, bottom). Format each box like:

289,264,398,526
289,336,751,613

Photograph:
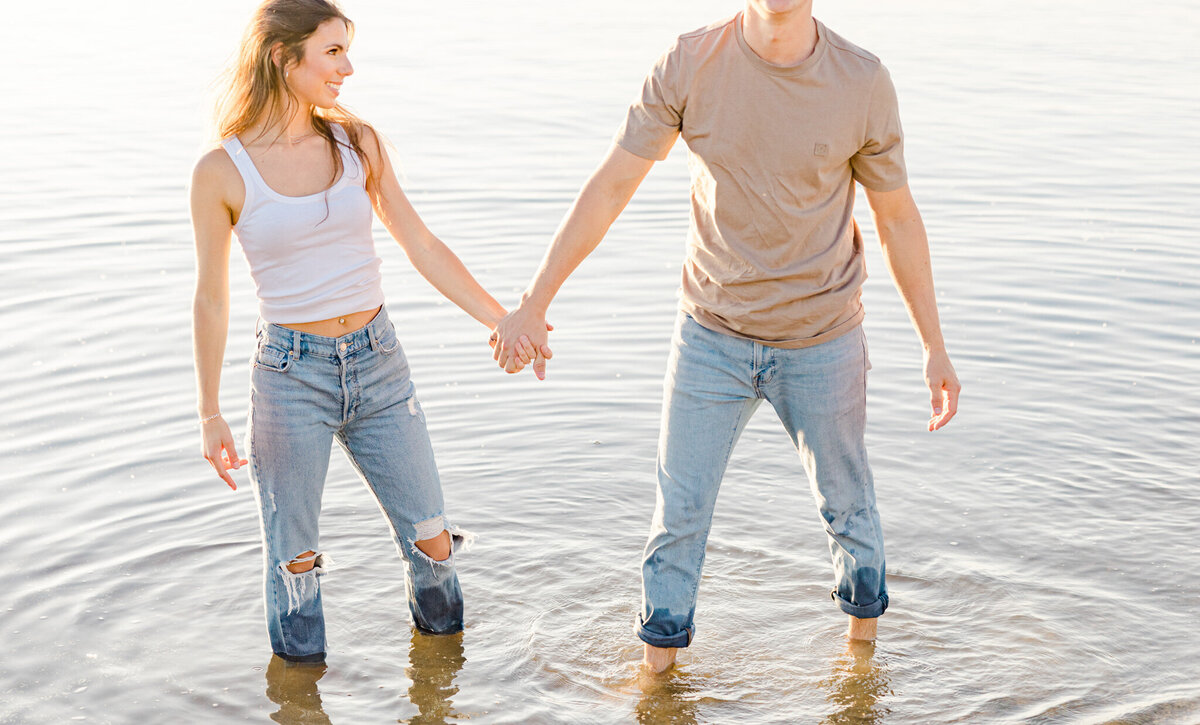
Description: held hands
924,349,961,431
201,416,246,490
489,304,554,379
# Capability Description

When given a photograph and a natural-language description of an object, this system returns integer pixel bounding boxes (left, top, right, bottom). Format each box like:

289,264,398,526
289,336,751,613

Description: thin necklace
284,132,316,145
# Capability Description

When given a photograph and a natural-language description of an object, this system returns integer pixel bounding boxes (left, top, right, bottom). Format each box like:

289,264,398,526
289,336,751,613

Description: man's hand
490,305,554,379
924,349,960,431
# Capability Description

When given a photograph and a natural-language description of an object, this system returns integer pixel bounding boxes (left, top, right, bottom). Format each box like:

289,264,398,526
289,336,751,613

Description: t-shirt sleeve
613,42,685,161
851,65,907,192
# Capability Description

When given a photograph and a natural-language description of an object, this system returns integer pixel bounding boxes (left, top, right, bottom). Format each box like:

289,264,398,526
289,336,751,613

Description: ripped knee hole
414,530,452,562
410,515,475,564
285,550,318,574
276,551,333,615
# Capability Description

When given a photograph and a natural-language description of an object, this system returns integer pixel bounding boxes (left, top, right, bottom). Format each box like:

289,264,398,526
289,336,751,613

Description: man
492,0,960,672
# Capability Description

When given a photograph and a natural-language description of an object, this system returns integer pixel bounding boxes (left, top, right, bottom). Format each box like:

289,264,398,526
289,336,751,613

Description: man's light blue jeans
247,307,467,663
638,313,887,649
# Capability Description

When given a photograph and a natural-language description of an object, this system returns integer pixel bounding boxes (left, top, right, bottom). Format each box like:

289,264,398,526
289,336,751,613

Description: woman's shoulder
194,143,239,176
332,119,380,147
355,121,379,142
335,120,384,170
191,144,244,199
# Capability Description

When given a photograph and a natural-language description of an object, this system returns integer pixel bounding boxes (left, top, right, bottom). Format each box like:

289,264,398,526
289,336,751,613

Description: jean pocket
378,324,401,355
254,344,292,372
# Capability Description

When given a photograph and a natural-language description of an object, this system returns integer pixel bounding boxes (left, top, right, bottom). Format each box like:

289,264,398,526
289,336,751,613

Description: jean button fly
339,342,347,353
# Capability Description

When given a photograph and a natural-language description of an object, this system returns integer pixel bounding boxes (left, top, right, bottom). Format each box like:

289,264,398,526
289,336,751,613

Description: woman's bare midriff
279,306,382,337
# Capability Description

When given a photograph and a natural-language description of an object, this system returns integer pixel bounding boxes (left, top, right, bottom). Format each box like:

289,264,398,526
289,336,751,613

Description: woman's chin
296,91,339,110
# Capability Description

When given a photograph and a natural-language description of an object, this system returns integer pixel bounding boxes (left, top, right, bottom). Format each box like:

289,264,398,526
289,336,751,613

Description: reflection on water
821,640,892,724
265,655,331,725
263,632,465,725
634,668,700,725
404,631,466,725
629,640,893,725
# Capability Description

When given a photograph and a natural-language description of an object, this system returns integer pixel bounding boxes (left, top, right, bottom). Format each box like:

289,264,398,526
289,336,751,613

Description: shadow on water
265,655,331,725
403,630,466,725
820,640,893,724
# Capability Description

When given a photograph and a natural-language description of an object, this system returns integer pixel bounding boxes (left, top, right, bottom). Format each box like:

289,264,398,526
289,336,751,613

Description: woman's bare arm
190,149,246,489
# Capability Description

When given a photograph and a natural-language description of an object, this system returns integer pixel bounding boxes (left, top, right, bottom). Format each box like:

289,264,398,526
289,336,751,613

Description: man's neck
741,2,817,67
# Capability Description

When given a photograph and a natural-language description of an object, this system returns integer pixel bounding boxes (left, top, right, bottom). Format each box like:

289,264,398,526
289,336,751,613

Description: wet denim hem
273,650,326,664
413,621,465,636
831,590,888,619
636,616,694,649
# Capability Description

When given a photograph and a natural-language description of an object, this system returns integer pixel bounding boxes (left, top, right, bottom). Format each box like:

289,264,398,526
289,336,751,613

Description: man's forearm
521,145,656,314
491,145,656,375
877,215,946,352
522,186,629,312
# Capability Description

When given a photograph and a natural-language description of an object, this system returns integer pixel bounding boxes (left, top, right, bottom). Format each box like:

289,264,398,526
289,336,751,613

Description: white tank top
221,124,385,323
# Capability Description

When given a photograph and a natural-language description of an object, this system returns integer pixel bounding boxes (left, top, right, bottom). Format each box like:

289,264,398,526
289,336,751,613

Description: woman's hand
489,319,555,378
201,416,246,490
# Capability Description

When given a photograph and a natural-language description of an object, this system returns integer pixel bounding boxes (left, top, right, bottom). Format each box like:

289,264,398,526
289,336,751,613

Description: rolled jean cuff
636,615,694,649
274,650,326,664
831,590,888,619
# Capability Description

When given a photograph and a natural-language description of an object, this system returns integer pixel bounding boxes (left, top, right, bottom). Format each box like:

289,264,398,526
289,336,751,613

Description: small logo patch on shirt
813,143,829,157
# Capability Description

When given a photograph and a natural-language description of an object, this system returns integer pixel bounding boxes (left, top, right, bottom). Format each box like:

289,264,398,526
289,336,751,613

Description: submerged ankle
642,644,678,673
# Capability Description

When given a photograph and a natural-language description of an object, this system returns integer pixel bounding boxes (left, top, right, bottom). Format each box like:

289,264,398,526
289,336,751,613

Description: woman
191,0,544,663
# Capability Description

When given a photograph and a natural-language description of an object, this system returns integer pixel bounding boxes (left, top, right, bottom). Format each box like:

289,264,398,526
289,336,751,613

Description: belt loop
292,330,301,360
368,324,379,352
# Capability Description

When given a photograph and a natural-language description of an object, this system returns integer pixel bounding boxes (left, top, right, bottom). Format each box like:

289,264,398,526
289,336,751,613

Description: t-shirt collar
734,12,828,77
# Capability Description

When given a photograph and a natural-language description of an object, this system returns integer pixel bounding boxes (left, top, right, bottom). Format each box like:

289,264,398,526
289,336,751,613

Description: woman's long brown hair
214,0,379,190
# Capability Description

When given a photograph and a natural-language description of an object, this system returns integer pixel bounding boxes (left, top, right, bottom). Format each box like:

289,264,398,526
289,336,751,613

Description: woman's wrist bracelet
199,412,222,424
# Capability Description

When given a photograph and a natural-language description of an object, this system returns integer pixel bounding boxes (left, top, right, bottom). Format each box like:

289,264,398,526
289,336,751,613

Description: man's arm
864,183,961,431
492,144,657,376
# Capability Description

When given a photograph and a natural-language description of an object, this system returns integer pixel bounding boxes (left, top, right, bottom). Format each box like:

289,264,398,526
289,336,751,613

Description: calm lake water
3,0,1199,722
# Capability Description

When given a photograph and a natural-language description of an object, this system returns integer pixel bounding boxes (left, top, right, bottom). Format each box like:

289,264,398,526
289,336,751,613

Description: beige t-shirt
615,14,907,348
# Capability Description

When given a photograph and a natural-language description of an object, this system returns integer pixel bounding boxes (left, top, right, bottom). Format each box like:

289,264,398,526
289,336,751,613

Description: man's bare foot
642,644,678,674
847,615,878,641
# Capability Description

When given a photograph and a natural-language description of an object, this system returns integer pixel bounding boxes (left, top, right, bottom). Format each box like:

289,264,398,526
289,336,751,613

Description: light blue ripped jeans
247,307,469,663
638,313,887,649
